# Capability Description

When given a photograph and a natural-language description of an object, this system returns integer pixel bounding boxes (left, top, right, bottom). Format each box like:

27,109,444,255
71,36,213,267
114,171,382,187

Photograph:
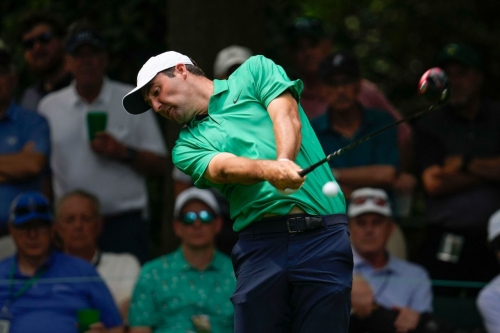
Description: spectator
413,43,500,287
286,16,417,214
128,187,235,333
0,40,50,260
38,19,168,264
477,209,500,333
213,45,253,80
0,191,123,333
17,10,71,111
348,188,433,333
54,189,141,320
311,52,399,200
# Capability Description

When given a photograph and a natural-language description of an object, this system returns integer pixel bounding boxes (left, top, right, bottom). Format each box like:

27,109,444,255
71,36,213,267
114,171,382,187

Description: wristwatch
123,147,138,163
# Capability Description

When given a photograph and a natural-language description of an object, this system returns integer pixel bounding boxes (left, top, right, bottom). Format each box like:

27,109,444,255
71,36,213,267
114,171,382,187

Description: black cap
319,52,360,83
286,17,325,44
66,29,105,54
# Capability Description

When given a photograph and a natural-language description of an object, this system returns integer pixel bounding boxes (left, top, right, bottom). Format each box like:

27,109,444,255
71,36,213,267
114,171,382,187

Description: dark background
2,0,499,254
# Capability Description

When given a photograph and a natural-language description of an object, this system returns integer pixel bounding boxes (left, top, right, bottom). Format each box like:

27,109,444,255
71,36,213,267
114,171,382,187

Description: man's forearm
126,150,167,177
467,156,500,181
0,152,46,180
336,165,397,189
267,92,302,161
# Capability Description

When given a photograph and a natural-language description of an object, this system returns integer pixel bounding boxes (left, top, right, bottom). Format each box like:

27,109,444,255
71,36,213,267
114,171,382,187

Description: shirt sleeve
128,265,160,327
86,267,123,328
477,282,500,333
131,111,168,156
408,269,433,313
247,55,304,107
172,129,220,189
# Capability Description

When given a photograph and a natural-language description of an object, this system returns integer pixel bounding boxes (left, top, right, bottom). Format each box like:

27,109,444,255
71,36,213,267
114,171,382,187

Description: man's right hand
265,158,305,192
351,275,376,318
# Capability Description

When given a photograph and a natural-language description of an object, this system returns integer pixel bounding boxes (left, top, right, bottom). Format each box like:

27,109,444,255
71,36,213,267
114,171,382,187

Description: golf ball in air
322,181,340,197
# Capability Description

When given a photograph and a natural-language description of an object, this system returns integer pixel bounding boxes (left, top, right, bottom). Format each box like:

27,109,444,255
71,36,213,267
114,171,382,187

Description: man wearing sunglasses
0,191,123,333
129,187,235,333
348,188,433,333
17,10,72,111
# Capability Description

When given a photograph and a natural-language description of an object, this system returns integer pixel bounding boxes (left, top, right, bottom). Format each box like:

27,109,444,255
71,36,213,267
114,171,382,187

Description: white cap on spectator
123,51,193,115
348,188,392,218
488,209,500,242
213,45,252,78
174,187,220,218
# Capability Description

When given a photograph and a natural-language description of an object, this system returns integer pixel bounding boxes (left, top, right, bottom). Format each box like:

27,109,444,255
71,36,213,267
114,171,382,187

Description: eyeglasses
13,205,50,217
179,210,215,225
351,196,388,207
22,31,54,50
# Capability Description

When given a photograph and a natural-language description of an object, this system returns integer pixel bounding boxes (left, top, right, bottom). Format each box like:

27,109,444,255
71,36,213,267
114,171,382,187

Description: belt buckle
287,216,303,233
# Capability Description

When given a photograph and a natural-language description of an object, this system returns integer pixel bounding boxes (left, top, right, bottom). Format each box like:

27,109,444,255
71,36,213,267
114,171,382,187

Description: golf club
298,67,451,178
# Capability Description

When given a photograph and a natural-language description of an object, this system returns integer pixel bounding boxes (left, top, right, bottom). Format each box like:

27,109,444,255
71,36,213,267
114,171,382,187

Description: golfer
123,51,352,333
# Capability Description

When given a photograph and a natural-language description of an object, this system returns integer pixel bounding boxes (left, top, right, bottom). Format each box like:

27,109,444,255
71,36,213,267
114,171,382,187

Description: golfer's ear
175,63,188,78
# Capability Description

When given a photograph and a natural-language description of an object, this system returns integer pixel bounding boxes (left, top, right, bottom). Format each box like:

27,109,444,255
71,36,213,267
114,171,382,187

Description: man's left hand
91,132,127,160
392,306,420,333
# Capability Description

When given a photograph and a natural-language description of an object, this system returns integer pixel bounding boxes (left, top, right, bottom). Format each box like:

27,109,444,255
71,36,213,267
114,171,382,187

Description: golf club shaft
298,105,435,177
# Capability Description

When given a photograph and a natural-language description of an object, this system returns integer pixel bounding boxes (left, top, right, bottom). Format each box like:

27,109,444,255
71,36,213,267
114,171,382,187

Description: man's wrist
122,147,138,163
460,155,472,172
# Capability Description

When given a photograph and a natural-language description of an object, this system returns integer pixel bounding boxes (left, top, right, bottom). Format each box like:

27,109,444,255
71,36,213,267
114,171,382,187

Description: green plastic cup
77,308,100,333
87,111,107,141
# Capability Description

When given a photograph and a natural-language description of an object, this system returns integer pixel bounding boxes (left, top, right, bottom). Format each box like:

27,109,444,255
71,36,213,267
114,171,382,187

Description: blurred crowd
1,10,500,333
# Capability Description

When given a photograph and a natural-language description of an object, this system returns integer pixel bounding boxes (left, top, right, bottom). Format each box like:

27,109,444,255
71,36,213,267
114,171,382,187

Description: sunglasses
13,205,50,217
351,196,388,206
22,31,54,50
179,210,214,225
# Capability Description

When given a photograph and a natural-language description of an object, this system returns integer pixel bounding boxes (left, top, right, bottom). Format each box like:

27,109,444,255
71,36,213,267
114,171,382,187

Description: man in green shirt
123,51,353,333
128,187,236,333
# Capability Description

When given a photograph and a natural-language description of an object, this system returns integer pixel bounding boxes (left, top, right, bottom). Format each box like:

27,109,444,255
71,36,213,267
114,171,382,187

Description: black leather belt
240,213,347,235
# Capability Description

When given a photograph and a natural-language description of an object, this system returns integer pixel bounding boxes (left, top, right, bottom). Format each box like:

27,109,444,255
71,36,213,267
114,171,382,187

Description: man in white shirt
38,20,167,263
55,189,141,320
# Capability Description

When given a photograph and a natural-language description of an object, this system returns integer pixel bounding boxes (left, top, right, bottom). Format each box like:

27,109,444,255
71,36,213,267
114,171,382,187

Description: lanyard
7,260,47,306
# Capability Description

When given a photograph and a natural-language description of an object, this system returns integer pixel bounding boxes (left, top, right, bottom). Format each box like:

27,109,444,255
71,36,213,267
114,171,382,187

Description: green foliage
276,0,500,111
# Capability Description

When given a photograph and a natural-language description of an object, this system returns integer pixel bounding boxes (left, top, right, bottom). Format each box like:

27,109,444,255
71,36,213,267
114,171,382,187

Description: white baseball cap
122,51,193,115
174,187,220,218
348,188,392,218
488,209,500,242
213,45,252,79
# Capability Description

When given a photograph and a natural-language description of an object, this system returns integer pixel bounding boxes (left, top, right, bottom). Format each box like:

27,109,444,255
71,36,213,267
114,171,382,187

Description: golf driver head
418,67,451,108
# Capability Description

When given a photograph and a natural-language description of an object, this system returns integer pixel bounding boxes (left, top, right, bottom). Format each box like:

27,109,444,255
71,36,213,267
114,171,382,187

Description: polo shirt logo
5,136,17,146
233,90,242,104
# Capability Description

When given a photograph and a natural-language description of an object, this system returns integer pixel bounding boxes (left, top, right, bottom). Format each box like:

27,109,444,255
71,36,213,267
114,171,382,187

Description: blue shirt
353,249,433,313
0,251,122,333
311,107,399,169
0,103,50,226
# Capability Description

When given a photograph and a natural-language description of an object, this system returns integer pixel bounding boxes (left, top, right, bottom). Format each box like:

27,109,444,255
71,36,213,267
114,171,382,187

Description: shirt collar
213,79,228,96
176,247,223,272
69,77,111,107
352,248,396,275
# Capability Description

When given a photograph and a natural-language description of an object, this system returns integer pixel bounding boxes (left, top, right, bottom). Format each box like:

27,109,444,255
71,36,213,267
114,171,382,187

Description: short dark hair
18,10,66,40
141,62,206,98
55,189,101,218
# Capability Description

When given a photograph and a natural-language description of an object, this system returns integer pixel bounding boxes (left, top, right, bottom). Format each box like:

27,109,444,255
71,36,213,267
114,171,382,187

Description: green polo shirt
128,248,235,333
172,55,345,231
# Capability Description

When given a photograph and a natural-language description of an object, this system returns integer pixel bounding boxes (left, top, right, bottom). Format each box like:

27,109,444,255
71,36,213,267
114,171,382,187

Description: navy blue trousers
231,218,353,333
